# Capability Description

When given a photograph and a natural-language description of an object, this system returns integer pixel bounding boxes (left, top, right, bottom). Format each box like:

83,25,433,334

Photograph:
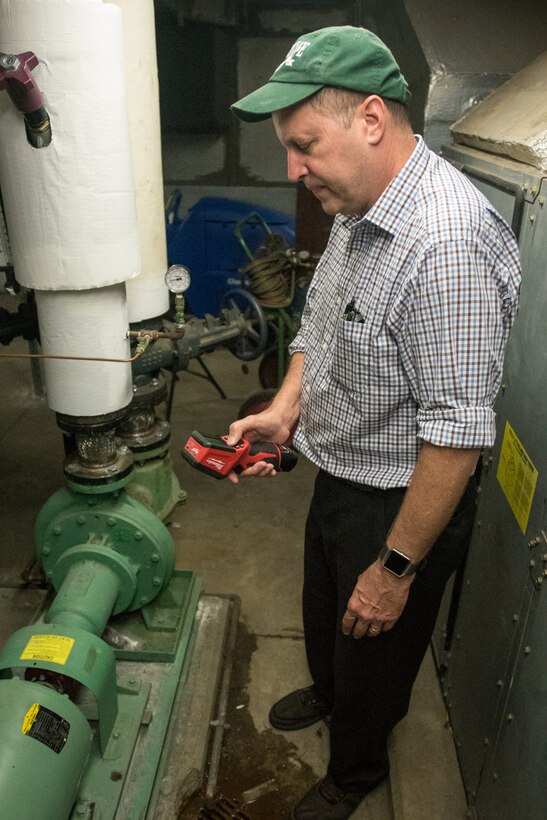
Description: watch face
384,549,411,576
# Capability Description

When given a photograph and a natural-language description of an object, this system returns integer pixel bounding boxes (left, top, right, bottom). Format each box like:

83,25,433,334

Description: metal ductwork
365,0,547,153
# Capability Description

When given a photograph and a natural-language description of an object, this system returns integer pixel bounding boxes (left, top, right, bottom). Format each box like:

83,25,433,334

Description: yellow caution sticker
20,634,75,665
496,421,538,535
22,703,40,735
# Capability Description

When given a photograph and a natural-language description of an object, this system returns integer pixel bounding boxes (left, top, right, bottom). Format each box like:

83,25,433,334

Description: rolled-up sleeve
394,238,516,449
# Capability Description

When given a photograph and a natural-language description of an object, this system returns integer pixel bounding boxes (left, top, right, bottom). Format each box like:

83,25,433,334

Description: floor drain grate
198,796,252,820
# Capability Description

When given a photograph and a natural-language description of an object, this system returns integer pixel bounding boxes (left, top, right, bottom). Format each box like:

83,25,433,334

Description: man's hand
225,407,290,483
341,561,414,639
225,352,303,484
341,443,479,635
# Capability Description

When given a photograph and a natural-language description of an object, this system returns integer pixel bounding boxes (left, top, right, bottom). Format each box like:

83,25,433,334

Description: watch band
378,543,420,577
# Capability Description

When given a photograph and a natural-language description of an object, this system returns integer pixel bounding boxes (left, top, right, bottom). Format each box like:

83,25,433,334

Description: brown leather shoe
269,685,330,731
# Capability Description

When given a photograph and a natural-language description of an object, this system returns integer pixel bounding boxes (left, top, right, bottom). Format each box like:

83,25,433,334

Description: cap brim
231,81,324,122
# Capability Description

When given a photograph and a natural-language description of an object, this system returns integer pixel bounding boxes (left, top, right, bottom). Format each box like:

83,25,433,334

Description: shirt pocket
330,320,378,395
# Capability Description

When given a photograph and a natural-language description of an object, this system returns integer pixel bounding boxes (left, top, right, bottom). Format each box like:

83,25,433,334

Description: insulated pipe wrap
35,286,132,415
107,0,170,322
0,0,140,290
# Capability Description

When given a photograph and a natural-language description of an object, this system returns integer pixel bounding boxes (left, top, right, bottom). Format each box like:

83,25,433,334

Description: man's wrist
378,543,421,578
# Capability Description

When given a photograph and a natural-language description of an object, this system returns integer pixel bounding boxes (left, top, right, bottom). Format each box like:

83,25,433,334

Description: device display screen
191,431,234,451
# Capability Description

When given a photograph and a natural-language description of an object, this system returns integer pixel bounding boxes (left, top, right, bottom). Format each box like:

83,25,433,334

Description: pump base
87,588,236,819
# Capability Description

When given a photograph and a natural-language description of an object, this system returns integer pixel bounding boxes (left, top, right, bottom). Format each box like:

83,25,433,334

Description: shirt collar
342,135,429,237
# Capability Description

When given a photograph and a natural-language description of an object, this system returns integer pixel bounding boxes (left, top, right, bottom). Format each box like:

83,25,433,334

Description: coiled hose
240,235,315,308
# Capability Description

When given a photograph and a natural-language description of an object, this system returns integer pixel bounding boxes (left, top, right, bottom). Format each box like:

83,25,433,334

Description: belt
321,470,407,494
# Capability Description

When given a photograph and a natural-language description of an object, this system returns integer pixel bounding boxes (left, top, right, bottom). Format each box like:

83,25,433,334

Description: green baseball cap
231,26,410,122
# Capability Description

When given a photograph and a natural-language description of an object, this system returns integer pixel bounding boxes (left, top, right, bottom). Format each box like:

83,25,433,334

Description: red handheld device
182,431,298,479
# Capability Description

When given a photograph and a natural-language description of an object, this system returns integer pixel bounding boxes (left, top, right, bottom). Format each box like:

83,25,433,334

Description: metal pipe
128,326,186,341
206,595,241,801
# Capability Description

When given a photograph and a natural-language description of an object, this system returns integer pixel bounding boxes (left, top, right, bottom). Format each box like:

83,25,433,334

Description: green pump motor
0,677,92,819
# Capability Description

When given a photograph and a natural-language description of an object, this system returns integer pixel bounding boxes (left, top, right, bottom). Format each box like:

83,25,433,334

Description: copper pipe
0,335,152,363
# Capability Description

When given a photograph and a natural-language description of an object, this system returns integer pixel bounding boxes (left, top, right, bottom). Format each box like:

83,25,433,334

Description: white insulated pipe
35,286,132,416
0,0,140,291
0,0,168,415
106,0,170,323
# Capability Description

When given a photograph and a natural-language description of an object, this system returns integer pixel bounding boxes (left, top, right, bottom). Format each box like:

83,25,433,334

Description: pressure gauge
165,265,191,294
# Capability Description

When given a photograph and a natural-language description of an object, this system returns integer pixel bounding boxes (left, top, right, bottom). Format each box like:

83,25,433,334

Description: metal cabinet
440,143,547,819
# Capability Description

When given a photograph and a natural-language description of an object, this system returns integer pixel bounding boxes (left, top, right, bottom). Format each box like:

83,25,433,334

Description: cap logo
277,39,311,70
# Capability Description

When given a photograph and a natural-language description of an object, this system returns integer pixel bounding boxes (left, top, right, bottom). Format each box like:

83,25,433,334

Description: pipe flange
130,373,168,408
117,420,171,455
56,405,132,435
63,448,134,488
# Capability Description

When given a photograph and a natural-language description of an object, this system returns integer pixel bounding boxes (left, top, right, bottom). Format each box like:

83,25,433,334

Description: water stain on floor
177,622,323,819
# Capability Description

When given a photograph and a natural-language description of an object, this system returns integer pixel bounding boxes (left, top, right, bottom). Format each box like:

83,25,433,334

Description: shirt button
336,296,342,305
322,342,328,352
305,384,311,393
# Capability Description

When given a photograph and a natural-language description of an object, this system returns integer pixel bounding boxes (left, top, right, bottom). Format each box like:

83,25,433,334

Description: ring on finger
368,624,381,634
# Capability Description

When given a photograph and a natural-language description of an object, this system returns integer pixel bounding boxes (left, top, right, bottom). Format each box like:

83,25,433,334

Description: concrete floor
0,321,468,819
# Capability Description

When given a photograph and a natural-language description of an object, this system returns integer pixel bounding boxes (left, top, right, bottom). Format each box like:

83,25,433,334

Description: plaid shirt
290,136,521,488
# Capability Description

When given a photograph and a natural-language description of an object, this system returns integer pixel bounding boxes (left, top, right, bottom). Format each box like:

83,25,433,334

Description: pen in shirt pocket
342,298,364,323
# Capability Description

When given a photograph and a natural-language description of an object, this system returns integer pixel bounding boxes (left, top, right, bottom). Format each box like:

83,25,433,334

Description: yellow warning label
496,421,538,535
20,634,75,665
22,703,40,735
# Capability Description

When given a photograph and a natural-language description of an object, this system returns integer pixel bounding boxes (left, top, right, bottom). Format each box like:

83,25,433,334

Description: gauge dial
165,265,191,294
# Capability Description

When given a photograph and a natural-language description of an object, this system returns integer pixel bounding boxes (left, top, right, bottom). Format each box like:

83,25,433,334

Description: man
227,26,521,820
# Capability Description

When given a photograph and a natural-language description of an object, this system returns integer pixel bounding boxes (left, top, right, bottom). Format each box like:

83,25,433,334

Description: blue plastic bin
166,192,295,317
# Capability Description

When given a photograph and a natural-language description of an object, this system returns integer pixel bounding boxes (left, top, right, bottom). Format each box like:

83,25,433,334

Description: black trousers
302,469,476,792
